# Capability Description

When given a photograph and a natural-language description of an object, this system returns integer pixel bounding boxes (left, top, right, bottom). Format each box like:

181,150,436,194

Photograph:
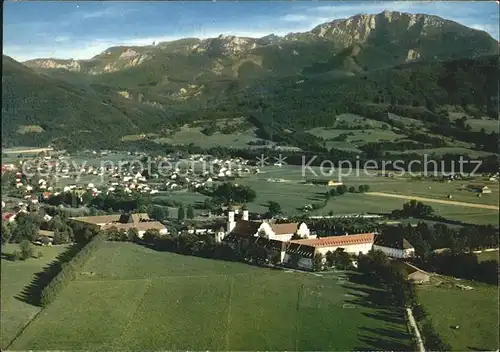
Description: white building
373,235,415,259
225,210,311,242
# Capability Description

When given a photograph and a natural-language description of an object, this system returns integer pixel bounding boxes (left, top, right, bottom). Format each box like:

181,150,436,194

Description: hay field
9,242,412,351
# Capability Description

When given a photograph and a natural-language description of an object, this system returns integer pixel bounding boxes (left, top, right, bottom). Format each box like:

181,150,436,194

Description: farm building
467,185,492,194
35,230,55,245
401,262,430,283
307,179,343,186
70,213,167,238
373,233,415,258
283,233,375,270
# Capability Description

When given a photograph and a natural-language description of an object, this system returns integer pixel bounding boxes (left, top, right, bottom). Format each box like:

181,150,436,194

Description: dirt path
3,148,53,154
365,192,499,210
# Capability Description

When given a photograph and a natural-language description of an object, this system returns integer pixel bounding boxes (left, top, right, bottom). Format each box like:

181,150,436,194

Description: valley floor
365,192,499,210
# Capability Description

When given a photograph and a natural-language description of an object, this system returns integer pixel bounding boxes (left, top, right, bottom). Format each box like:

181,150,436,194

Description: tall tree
267,201,282,217
19,240,34,260
1,222,12,244
313,253,324,272
186,204,195,219
177,205,185,221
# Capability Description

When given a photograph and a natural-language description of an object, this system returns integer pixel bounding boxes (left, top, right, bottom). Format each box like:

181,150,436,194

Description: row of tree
40,231,106,307
357,250,451,350
150,204,195,222
276,216,380,237
326,184,371,198
380,221,498,284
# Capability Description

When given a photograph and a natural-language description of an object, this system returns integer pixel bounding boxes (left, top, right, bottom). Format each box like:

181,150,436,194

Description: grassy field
10,242,412,350
476,249,499,263
307,113,405,153
391,147,496,158
153,124,260,149
448,112,499,133
178,165,498,224
417,275,499,351
0,244,69,349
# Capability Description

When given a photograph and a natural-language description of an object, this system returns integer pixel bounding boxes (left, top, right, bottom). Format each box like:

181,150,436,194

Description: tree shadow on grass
355,334,411,351
354,321,412,351
341,286,394,309
467,346,490,351
362,311,407,326
1,253,17,261
14,244,83,307
360,326,411,341
342,272,412,351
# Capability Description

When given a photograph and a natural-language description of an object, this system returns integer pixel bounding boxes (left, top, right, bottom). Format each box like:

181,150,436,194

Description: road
365,192,499,210
2,147,53,154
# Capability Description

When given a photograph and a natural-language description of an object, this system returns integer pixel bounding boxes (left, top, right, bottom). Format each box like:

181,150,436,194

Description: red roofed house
284,233,376,270
2,212,17,223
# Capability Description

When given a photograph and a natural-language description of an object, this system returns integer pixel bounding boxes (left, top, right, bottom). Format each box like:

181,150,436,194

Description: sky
3,1,499,62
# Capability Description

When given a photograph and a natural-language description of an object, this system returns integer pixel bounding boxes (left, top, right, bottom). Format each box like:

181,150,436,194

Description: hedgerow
40,232,106,307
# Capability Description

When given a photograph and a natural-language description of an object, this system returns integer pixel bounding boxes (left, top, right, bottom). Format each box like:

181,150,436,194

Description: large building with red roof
284,233,376,270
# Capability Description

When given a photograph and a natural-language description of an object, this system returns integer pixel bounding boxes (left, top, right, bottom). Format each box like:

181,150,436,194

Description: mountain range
2,10,498,149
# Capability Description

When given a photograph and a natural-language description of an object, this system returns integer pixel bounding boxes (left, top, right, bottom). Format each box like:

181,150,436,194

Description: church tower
227,211,236,234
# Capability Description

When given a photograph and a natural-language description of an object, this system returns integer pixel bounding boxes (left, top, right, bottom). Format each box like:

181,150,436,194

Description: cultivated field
417,276,499,351
1,244,69,349
9,242,412,350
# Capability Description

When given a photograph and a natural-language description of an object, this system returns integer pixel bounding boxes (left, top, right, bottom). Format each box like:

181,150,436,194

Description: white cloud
470,24,499,39
281,14,309,22
78,5,136,20
5,28,294,61
54,36,71,43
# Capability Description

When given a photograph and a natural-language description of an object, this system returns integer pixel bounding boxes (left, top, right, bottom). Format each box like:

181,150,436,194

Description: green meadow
10,242,412,351
1,244,69,349
161,165,498,224
417,276,499,351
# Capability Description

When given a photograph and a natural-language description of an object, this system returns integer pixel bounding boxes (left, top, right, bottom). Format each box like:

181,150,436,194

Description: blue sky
3,1,499,61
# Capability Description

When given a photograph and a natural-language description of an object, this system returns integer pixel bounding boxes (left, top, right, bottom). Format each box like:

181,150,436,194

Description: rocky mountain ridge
4,10,498,149
23,10,497,76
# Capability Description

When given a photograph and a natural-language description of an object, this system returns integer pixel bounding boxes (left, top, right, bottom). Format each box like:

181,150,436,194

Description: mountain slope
3,11,498,149
1,55,175,148
22,11,498,105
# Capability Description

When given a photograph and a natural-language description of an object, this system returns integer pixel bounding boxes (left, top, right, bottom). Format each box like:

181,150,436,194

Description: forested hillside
2,11,498,151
